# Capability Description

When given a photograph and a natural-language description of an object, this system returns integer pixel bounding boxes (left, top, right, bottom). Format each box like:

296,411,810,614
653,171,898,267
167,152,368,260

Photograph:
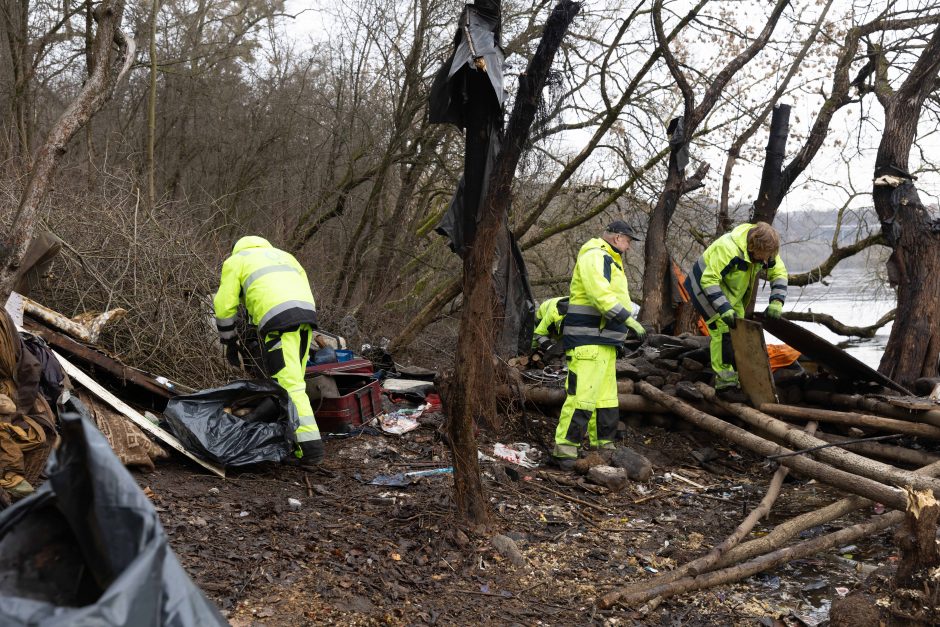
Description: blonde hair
747,222,780,259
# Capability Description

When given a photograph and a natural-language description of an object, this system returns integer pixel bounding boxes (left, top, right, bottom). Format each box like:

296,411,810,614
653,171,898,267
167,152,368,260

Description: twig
767,433,903,459
528,480,611,515
304,472,313,498
633,489,671,504
669,471,707,489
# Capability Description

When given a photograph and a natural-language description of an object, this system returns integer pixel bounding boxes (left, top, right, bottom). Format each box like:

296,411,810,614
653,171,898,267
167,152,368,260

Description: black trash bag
162,379,298,467
0,401,226,626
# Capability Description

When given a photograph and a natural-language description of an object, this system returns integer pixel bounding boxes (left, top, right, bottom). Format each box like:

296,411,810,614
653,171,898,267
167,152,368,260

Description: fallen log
23,296,125,344
714,455,940,569
760,402,940,440
635,382,907,509
816,432,940,468
699,386,940,496
601,421,819,607
598,496,908,609
497,385,668,413
803,390,940,429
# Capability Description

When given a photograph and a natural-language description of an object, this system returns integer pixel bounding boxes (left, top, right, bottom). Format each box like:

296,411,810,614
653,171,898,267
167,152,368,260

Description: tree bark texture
0,0,133,302
447,0,580,525
873,24,940,386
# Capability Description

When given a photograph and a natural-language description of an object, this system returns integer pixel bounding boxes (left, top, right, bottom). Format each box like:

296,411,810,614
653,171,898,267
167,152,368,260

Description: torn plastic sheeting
162,380,298,467
377,403,429,435
493,442,540,468
0,400,226,626
369,467,454,487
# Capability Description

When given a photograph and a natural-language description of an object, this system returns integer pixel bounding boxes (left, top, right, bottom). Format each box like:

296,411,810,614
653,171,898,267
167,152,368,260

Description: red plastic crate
305,358,373,377
310,377,382,433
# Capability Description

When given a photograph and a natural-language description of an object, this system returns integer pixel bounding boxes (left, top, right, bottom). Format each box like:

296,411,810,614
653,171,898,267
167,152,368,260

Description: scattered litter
287,497,302,510
377,404,429,435
208,487,220,496
492,443,540,468
238,511,249,518
369,467,453,487
835,586,850,597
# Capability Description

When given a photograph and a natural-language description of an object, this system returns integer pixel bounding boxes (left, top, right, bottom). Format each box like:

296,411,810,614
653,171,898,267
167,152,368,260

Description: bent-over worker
683,221,788,402
532,296,568,356
213,236,323,464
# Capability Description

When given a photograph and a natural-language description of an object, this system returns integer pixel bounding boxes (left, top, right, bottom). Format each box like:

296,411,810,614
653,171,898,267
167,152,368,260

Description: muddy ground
134,413,900,626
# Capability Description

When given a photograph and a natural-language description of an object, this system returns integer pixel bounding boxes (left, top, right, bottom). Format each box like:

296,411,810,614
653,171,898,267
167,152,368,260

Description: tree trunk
0,1,133,302
872,24,940,386
147,0,159,209
750,104,790,225
446,0,581,525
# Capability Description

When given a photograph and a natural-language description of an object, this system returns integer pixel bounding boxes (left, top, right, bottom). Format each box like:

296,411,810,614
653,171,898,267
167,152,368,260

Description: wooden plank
730,318,778,406
27,318,180,400
53,350,225,478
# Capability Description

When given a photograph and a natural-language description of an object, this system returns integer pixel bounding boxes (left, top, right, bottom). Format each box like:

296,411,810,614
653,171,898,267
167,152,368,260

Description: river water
754,267,895,370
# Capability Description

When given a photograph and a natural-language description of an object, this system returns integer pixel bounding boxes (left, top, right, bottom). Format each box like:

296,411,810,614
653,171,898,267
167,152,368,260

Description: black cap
606,220,641,240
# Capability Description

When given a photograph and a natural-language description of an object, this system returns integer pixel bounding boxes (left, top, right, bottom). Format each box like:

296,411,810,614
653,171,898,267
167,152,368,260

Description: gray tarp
0,400,225,626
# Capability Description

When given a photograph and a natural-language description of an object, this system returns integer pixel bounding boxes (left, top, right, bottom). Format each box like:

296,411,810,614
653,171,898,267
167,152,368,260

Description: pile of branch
595,381,940,616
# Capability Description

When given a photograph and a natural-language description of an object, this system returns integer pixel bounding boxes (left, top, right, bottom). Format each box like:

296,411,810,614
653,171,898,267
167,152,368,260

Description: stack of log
502,333,940,620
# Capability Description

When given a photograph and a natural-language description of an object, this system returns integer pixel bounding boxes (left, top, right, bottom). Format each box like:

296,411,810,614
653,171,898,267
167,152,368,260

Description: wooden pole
816,432,940,468
699,386,940,495
760,402,940,440
635,382,907,509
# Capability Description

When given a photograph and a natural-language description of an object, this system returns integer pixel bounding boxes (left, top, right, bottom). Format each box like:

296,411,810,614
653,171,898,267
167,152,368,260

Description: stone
609,447,653,481
645,375,665,388
680,357,704,372
573,452,606,475
587,465,629,491
490,534,526,567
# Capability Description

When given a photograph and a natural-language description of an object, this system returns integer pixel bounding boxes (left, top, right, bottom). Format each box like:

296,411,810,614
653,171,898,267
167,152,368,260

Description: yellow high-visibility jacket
685,223,788,319
562,238,637,349
213,236,317,340
532,296,568,348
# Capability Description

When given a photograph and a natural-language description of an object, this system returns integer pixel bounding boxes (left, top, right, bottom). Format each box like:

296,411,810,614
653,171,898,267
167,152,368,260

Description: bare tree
870,23,940,384
0,0,133,301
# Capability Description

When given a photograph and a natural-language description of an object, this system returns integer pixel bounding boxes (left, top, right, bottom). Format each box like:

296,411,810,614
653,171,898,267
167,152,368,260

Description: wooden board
54,350,225,478
730,318,778,406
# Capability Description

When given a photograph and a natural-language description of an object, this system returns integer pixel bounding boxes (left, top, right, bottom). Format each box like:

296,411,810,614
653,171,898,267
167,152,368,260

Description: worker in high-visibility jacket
531,296,568,355
684,222,788,401
213,236,323,464
553,221,646,468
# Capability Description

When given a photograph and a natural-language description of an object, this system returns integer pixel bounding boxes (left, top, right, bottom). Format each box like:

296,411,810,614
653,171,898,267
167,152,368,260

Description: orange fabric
672,261,710,336
768,344,800,371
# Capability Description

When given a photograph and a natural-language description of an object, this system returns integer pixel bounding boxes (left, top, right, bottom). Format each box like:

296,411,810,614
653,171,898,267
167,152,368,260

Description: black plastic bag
0,401,226,626
162,379,298,467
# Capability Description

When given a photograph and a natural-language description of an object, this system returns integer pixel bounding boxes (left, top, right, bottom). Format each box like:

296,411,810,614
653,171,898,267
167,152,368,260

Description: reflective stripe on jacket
213,236,317,339
685,223,788,319
562,238,637,350
533,297,568,345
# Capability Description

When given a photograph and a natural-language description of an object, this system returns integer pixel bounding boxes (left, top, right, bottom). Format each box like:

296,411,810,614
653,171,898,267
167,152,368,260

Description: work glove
765,301,783,320
720,309,737,330
223,339,242,368
626,317,647,342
